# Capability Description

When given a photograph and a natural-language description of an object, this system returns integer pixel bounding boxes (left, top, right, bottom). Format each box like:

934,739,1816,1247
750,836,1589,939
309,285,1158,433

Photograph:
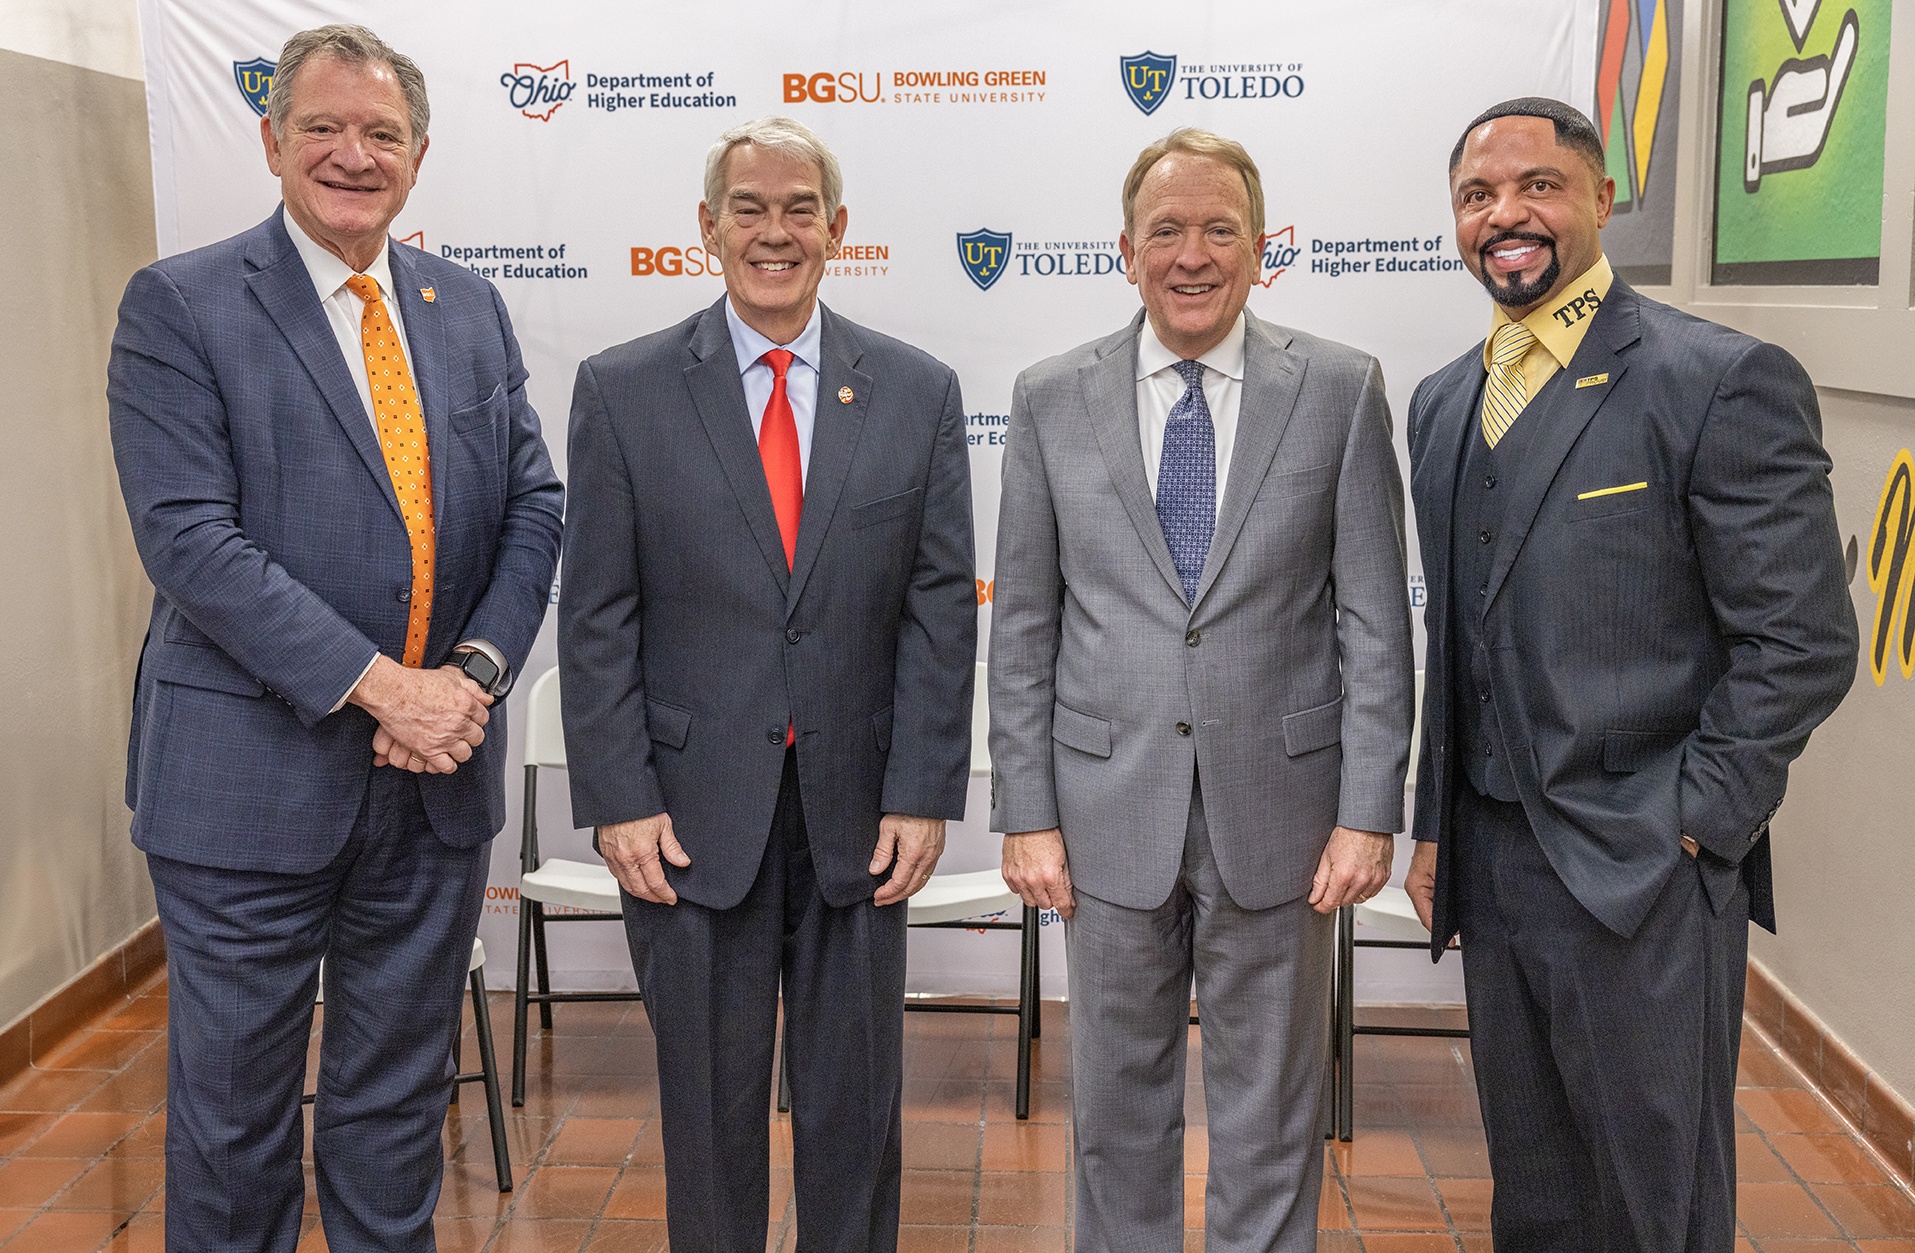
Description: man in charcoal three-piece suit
558,117,975,1252
108,25,562,1252
1404,99,1858,1249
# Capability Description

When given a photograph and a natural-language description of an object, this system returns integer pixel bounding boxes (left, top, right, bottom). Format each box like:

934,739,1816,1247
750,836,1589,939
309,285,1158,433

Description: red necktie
758,349,803,569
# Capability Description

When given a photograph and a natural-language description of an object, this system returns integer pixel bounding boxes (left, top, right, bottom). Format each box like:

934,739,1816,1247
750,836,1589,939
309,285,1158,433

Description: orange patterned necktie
345,274,435,667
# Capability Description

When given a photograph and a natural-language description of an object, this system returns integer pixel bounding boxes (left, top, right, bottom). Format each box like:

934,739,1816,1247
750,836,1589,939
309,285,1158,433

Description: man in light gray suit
989,128,1414,1250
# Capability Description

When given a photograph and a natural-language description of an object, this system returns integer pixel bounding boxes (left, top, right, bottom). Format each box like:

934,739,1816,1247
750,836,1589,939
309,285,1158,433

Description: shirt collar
283,206,397,307
727,298,823,376
1484,253,1615,370
1137,310,1246,382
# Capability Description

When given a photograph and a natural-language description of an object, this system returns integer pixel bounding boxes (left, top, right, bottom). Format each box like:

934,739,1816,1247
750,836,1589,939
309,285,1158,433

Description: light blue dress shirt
726,298,822,485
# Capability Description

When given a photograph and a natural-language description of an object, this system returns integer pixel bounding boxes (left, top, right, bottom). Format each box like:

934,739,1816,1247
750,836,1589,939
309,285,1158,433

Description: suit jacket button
1185,629,1201,647
1175,721,1191,736
1479,530,1492,544
768,727,785,745
786,628,802,644
397,588,411,603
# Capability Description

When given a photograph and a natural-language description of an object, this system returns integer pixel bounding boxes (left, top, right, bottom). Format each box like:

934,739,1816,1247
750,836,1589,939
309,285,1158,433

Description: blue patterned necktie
1155,359,1216,605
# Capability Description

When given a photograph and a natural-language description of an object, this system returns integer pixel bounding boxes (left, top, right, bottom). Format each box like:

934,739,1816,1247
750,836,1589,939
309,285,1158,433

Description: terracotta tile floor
2,968,1913,1250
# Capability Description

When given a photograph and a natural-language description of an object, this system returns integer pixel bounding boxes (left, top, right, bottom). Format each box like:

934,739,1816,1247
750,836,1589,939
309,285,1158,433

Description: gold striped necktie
1481,320,1537,449
345,274,435,667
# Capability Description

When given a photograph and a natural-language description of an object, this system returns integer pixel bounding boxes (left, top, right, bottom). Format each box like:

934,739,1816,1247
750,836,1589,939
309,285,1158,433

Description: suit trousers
625,748,908,1253
1065,782,1333,1253
147,768,492,1253
1454,781,1747,1252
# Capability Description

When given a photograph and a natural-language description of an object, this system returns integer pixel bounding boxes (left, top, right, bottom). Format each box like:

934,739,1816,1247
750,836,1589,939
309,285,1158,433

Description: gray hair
267,25,429,148
703,116,843,218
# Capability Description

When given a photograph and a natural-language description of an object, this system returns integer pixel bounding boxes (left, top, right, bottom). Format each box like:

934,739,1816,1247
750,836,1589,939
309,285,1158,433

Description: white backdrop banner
136,0,1594,1000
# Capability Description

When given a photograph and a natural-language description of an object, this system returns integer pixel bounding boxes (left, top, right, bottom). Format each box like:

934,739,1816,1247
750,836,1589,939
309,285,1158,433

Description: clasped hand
349,655,492,774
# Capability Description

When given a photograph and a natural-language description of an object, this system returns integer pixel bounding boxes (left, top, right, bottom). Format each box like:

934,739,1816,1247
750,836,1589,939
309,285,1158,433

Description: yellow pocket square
1577,481,1648,501
1575,373,1609,388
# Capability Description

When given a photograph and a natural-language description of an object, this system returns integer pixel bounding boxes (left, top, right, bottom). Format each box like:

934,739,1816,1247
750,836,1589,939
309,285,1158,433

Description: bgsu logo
630,246,723,277
783,71,882,104
501,60,575,121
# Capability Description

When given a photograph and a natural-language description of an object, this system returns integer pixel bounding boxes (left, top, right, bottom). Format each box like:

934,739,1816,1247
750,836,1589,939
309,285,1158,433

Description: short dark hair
1448,97,1605,178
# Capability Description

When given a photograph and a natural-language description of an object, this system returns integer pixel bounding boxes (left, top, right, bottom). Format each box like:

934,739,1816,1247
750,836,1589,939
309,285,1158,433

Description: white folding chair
777,662,1044,1119
1332,669,1468,1140
511,666,642,1107
900,663,1041,1118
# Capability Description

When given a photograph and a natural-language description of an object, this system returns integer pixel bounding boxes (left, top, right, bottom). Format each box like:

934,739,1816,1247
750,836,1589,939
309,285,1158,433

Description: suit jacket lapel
1080,313,1184,603
1483,285,1641,608
388,244,451,528
789,306,871,613
1193,313,1304,608
242,210,404,526
685,298,791,595
1413,354,1484,637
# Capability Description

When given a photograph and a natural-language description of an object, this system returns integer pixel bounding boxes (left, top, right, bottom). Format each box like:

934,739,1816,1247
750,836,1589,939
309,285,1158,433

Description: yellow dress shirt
1482,253,1616,410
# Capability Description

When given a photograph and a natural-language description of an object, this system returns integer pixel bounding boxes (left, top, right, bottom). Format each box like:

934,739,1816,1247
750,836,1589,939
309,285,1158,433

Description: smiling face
1120,153,1257,360
699,142,847,345
1450,114,1613,316
262,53,425,272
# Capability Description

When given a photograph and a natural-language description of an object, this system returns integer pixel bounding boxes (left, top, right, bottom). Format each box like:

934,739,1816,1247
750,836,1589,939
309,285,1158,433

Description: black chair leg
513,894,534,1107
1016,904,1037,1120
532,905,555,1030
1336,905,1356,1142
469,967,514,1192
451,1020,463,1106
1029,911,1042,1041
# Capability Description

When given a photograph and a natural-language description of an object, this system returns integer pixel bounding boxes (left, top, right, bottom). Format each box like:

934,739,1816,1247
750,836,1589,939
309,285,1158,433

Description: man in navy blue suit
107,25,562,1251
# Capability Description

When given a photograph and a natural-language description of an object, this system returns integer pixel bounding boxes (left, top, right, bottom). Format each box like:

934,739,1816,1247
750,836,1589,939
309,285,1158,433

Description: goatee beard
1477,236,1560,309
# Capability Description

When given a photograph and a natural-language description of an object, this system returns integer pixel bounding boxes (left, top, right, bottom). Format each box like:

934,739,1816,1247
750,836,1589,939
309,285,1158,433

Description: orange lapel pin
419,287,436,303
838,386,854,404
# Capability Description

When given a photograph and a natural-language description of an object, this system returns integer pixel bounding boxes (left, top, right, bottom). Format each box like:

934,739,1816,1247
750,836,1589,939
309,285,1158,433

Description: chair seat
907,868,1021,925
1353,884,1430,941
520,859,623,912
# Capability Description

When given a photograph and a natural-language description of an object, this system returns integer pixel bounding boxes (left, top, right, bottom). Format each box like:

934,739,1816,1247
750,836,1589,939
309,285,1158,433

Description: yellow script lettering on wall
1867,448,1915,685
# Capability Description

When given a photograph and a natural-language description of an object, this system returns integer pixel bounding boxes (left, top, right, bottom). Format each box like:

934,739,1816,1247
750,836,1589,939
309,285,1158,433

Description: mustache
1478,232,1555,264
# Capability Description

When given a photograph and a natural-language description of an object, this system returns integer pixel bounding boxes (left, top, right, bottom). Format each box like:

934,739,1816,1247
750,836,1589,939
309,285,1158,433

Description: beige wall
1645,0,1915,1100
1761,388,1915,1098
0,21,160,1029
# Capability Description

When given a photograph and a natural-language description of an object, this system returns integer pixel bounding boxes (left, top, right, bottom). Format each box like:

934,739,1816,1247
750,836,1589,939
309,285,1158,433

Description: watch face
461,651,502,690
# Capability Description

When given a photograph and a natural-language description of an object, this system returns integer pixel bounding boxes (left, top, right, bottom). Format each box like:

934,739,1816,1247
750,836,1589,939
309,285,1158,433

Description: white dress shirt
727,298,822,484
1136,311,1246,523
284,211,422,711
283,210,417,435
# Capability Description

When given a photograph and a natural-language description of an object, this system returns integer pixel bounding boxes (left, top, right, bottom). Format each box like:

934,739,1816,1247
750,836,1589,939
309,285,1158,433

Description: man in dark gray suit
558,116,974,1252
989,129,1414,1250
1404,98,1858,1249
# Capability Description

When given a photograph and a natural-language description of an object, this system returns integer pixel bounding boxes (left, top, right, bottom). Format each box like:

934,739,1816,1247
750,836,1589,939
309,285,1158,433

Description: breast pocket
1565,478,1652,522
848,487,922,529
1256,460,1337,502
450,383,506,434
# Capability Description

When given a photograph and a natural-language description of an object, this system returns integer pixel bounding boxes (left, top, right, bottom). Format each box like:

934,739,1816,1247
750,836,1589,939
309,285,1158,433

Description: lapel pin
838,386,854,404
419,287,436,303
1574,372,1608,389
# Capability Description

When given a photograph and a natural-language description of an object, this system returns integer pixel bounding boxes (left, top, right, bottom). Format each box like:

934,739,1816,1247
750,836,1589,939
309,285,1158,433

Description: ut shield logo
233,58,275,117
1121,52,1176,115
956,229,1012,291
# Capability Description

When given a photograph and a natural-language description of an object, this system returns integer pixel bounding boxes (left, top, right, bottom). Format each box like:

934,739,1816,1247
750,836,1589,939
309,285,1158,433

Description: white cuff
331,653,381,714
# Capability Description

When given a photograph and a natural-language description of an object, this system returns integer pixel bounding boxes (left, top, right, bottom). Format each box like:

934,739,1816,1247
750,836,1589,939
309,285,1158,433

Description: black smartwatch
450,639,513,698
